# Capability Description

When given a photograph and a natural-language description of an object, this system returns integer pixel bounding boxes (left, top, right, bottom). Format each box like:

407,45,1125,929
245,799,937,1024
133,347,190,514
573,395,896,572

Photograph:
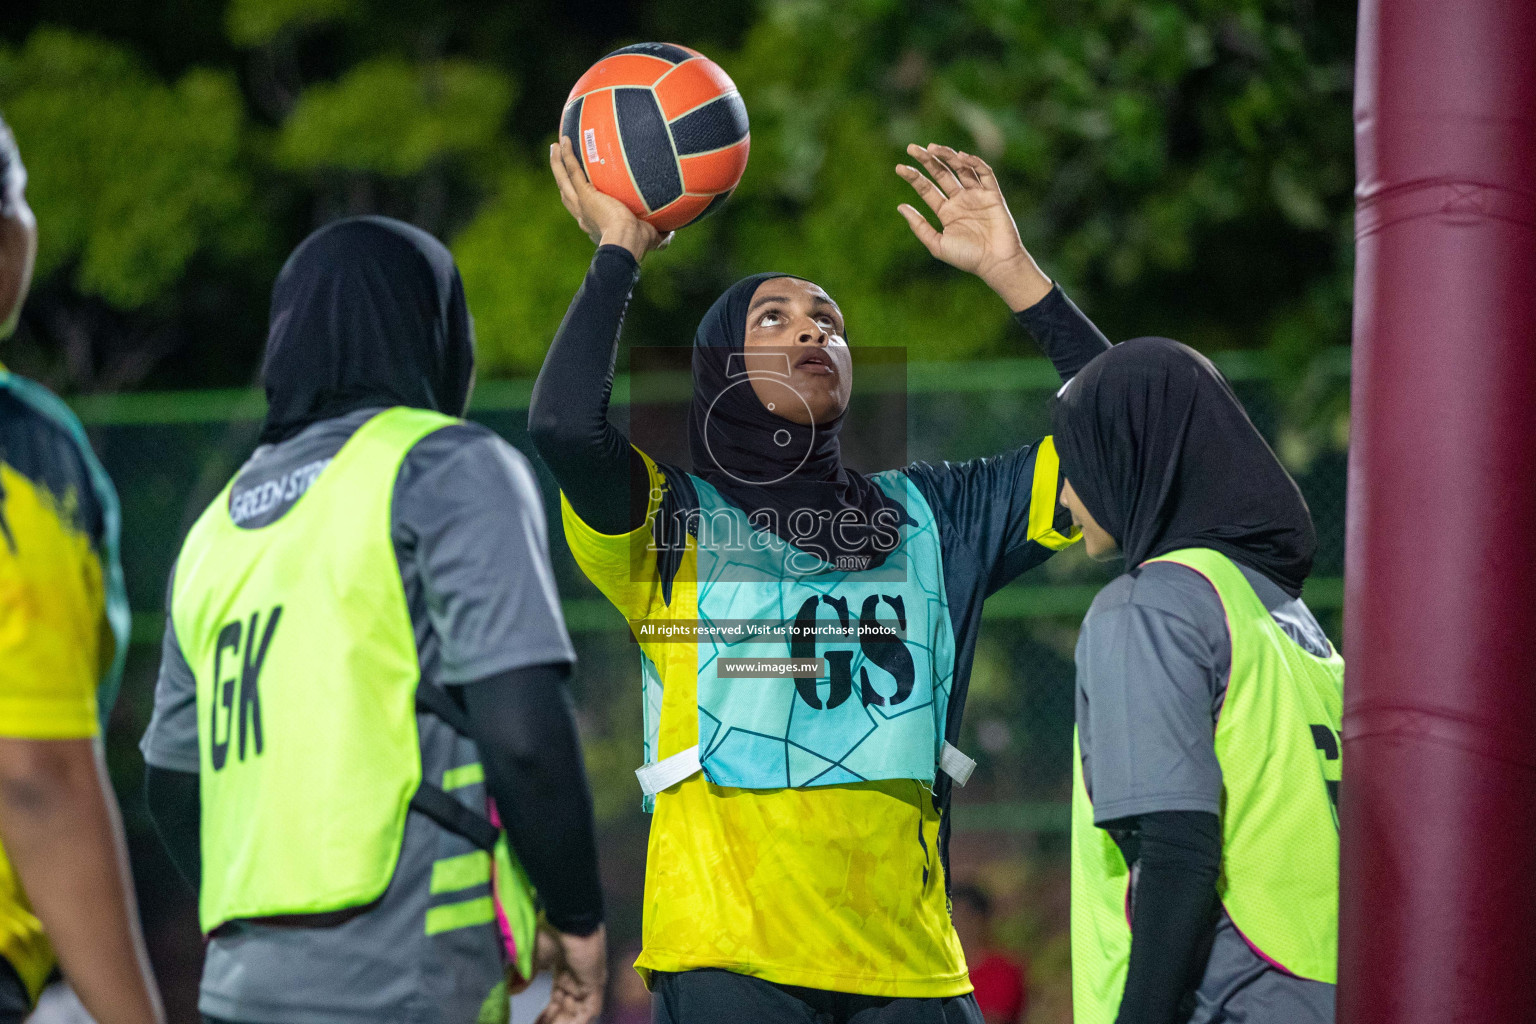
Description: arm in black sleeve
1014,283,1112,382
528,245,652,534
452,663,603,936
1111,810,1224,1024
143,766,200,893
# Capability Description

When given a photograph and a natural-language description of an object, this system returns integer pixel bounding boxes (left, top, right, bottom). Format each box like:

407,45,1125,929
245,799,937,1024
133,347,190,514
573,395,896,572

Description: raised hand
896,143,1051,312
550,137,672,262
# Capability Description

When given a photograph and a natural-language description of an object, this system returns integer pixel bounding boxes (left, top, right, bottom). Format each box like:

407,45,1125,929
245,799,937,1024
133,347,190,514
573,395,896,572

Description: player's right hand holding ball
550,137,673,263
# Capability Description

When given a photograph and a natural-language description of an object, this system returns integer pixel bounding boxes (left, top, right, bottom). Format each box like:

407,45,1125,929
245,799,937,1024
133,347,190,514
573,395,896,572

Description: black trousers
651,969,984,1024
0,959,29,1024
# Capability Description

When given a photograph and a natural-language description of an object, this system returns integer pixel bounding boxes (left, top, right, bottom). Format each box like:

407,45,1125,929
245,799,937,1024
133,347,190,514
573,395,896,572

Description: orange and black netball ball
560,43,750,232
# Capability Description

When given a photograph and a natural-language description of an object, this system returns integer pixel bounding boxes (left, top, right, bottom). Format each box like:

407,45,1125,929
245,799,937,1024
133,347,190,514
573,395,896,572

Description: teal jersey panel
640,651,665,813
692,471,956,789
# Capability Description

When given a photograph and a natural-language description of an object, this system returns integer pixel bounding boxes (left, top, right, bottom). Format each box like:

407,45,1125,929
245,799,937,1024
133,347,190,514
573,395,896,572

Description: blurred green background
1,1,1355,1021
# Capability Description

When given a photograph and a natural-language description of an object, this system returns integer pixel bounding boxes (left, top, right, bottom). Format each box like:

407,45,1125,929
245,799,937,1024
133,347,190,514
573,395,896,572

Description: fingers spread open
954,154,984,188
945,147,995,190
897,203,943,256
927,144,979,189
907,143,963,196
961,150,998,190
896,164,946,215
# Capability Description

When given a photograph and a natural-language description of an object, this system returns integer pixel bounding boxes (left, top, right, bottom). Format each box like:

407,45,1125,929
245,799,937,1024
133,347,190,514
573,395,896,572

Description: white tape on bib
635,745,703,797
939,742,977,787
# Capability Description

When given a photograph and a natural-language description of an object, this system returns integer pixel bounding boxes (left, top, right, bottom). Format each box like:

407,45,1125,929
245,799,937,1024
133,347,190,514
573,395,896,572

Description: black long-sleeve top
527,244,1111,534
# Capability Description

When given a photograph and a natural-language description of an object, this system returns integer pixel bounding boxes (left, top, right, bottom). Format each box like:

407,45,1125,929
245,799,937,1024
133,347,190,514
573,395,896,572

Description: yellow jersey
563,442,1076,996
0,370,129,1002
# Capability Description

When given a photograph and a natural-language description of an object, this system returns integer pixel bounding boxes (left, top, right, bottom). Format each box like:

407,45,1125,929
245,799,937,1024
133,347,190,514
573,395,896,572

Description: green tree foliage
1,0,1353,389
459,0,1355,377
225,0,360,48
452,162,594,370
0,29,253,311
276,57,514,177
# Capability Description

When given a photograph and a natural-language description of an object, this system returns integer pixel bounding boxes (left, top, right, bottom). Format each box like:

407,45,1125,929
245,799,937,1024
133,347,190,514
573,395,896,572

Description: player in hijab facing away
0,111,163,1024
142,216,607,1024
1054,338,1341,1024
530,137,1107,1023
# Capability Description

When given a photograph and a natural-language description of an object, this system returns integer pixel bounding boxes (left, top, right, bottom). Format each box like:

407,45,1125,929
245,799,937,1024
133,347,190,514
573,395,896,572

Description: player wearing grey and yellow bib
140,218,607,1024
1054,338,1340,1024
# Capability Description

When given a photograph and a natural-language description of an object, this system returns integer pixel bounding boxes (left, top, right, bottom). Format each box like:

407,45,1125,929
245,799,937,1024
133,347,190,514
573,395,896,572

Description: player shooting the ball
531,135,1106,1023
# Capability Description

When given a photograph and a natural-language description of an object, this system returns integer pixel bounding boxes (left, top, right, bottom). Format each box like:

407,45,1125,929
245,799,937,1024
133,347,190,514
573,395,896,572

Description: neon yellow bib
1071,548,1343,1024
173,407,452,932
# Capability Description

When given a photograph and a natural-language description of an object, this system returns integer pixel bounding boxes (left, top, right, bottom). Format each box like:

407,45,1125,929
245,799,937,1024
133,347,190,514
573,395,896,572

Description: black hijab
685,273,906,568
259,216,475,443
1051,337,1315,596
